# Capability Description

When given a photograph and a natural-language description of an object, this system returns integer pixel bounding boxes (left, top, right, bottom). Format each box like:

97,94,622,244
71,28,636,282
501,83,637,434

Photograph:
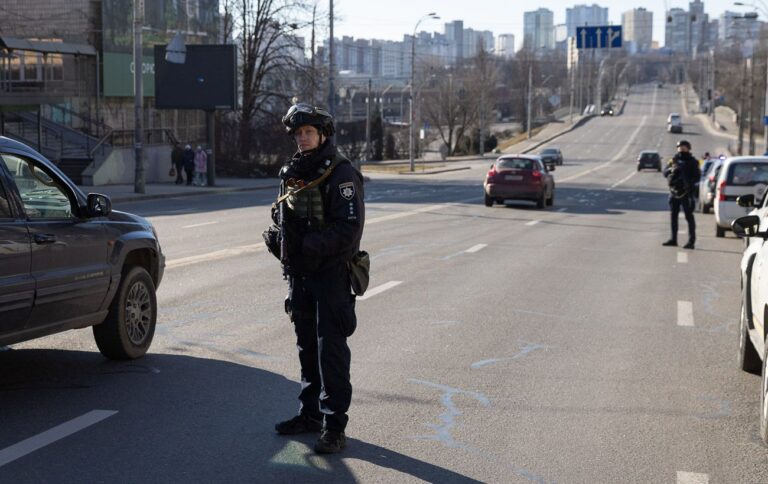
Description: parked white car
714,157,768,237
731,195,768,444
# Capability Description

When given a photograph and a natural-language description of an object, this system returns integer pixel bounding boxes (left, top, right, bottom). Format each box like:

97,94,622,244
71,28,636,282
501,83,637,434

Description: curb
519,115,596,155
108,184,275,203
397,166,472,175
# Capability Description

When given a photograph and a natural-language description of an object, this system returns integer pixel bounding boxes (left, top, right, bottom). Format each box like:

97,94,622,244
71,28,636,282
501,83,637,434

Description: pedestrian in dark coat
171,143,185,184
182,144,195,186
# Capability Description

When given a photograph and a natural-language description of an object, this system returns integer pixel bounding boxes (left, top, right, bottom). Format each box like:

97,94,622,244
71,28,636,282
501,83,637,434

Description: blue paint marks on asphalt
410,379,554,483
470,341,550,369
409,379,490,449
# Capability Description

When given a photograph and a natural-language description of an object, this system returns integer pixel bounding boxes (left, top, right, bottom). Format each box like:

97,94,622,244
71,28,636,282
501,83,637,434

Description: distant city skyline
329,0,764,49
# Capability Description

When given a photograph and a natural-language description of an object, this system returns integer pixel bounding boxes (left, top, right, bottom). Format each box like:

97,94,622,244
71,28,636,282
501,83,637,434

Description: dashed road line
525,220,540,226
678,252,688,264
0,410,118,467
677,300,694,327
367,196,480,225
607,171,637,191
182,221,219,229
166,244,263,269
358,281,402,301
465,244,488,253
677,471,708,484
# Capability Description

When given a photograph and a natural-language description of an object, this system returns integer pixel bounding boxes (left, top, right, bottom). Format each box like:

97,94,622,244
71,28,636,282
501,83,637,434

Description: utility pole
739,57,748,155
764,55,768,153
365,78,371,161
327,0,334,116
133,0,144,194
527,62,533,139
750,56,756,155
310,3,316,105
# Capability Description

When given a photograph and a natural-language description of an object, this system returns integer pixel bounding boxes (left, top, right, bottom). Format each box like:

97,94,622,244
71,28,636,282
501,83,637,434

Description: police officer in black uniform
270,103,364,454
663,140,700,249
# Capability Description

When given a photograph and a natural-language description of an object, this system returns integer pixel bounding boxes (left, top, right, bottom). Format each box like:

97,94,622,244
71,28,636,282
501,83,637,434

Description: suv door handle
33,233,57,244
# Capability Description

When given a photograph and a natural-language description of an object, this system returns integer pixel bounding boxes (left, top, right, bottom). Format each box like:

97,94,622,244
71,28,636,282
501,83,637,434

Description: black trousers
174,161,184,184
184,167,194,185
670,194,696,243
286,264,356,432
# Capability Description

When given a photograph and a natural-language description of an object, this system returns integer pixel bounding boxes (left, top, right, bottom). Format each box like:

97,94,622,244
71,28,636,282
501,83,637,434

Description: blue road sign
576,26,622,49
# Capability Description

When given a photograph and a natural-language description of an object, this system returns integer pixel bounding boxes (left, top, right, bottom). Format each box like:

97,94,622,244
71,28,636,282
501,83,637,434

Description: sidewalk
81,177,276,203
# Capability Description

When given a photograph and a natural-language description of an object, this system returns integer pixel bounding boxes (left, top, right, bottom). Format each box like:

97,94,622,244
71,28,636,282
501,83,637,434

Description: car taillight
718,180,726,201
487,169,497,181
531,170,542,181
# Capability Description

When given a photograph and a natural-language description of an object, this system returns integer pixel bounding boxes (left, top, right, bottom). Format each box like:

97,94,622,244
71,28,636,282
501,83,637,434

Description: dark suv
0,137,164,359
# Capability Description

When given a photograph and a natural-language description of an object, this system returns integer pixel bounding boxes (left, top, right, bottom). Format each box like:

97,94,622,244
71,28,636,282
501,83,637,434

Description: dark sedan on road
538,147,563,167
600,105,614,116
637,150,661,171
484,155,555,209
0,136,165,359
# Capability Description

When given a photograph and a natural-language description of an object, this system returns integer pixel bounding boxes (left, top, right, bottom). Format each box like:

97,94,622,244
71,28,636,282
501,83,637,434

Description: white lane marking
557,208,568,212
166,244,263,269
607,171,637,191
559,115,648,183
465,244,487,253
0,410,117,467
367,196,481,225
678,252,688,264
677,300,694,327
677,471,709,484
182,221,219,229
358,281,402,301
525,220,540,226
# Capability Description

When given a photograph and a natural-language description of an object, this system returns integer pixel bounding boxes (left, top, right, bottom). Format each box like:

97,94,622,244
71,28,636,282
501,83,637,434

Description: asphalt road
1,84,766,483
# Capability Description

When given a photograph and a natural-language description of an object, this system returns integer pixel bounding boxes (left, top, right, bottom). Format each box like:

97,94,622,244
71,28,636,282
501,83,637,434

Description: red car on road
484,155,555,208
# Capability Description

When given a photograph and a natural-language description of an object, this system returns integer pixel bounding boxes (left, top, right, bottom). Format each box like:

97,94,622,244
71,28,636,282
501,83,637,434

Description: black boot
275,414,322,435
683,240,695,249
662,239,677,247
314,429,347,454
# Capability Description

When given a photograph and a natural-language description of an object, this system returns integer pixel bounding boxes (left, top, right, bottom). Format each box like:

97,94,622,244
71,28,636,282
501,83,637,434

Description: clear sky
329,0,761,48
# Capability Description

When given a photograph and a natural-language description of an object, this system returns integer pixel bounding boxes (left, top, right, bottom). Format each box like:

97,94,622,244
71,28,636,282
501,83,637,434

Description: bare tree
225,0,313,160
420,62,480,156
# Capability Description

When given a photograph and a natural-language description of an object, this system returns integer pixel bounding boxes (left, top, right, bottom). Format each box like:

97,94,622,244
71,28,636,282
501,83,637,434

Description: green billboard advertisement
102,0,220,97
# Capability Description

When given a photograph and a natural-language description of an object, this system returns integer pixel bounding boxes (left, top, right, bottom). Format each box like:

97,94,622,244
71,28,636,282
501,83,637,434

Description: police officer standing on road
663,140,700,249
265,103,365,454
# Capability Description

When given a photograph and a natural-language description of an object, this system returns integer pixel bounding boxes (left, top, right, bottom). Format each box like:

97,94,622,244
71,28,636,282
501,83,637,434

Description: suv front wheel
93,266,157,360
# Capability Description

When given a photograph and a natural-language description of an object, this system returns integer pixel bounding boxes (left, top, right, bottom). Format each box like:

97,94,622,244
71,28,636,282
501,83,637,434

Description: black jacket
664,151,700,196
279,144,365,275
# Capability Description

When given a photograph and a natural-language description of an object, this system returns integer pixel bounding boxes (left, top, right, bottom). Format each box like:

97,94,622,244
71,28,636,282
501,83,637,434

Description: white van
714,156,768,237
667,113,683,133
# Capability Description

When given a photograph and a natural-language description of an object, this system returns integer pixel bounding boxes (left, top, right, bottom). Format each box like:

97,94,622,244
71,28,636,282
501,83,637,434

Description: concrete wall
88,146,176,186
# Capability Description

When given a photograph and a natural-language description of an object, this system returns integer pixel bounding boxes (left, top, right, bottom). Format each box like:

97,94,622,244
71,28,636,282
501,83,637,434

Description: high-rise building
444,20,464,63
719,11,762,51
495,34,515,58
665,8,691,53
524,8,555,51
622,7,653,53
566,4,609,38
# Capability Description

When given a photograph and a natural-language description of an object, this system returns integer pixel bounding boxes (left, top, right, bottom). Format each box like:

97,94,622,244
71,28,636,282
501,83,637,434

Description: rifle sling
276,159,342,205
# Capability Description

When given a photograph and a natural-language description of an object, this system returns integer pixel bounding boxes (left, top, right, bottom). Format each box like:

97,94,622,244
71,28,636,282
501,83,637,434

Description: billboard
102,0,220,97
154,45,237,110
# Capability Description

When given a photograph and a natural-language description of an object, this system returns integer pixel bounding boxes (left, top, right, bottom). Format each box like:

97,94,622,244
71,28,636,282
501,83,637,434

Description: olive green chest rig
278,158,341,226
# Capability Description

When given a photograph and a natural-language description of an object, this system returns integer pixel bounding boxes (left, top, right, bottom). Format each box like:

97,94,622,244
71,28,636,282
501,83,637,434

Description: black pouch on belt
348,250,370,296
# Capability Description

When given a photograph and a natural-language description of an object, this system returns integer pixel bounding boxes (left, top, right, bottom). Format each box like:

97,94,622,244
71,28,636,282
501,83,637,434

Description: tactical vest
282,158,336,226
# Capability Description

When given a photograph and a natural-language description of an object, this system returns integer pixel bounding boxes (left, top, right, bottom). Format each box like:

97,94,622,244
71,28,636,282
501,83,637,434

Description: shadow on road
0,349,477,482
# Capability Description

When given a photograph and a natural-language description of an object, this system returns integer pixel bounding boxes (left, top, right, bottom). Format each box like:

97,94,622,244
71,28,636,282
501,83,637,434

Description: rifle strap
275,158,342,205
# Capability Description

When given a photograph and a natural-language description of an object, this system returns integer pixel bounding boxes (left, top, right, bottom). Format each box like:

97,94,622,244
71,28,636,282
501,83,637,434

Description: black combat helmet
282,103,335,137
676,140,691,149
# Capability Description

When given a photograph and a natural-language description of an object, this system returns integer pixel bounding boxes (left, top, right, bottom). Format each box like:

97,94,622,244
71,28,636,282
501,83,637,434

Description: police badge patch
339,182,355,200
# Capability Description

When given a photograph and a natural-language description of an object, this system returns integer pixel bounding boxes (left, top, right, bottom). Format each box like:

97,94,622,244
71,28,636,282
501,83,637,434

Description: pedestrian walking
262,103,366,454
663,139,701,249
193,145,207,186
171,143,184,184
182,144,195,186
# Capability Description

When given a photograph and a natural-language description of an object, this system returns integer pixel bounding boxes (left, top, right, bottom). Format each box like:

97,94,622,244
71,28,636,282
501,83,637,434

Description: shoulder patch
339,182,355,200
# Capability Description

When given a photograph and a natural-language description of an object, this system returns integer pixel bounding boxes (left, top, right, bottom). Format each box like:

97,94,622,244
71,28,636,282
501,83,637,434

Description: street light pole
133,0,144,194
409,13,438,172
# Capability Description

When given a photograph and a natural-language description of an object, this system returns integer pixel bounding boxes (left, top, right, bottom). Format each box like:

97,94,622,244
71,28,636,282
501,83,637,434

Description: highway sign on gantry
576,26,622,49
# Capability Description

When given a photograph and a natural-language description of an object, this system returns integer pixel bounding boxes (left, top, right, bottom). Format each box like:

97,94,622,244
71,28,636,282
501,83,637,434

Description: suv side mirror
732,214,761,238
87,193,112,217
737,194,755,208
